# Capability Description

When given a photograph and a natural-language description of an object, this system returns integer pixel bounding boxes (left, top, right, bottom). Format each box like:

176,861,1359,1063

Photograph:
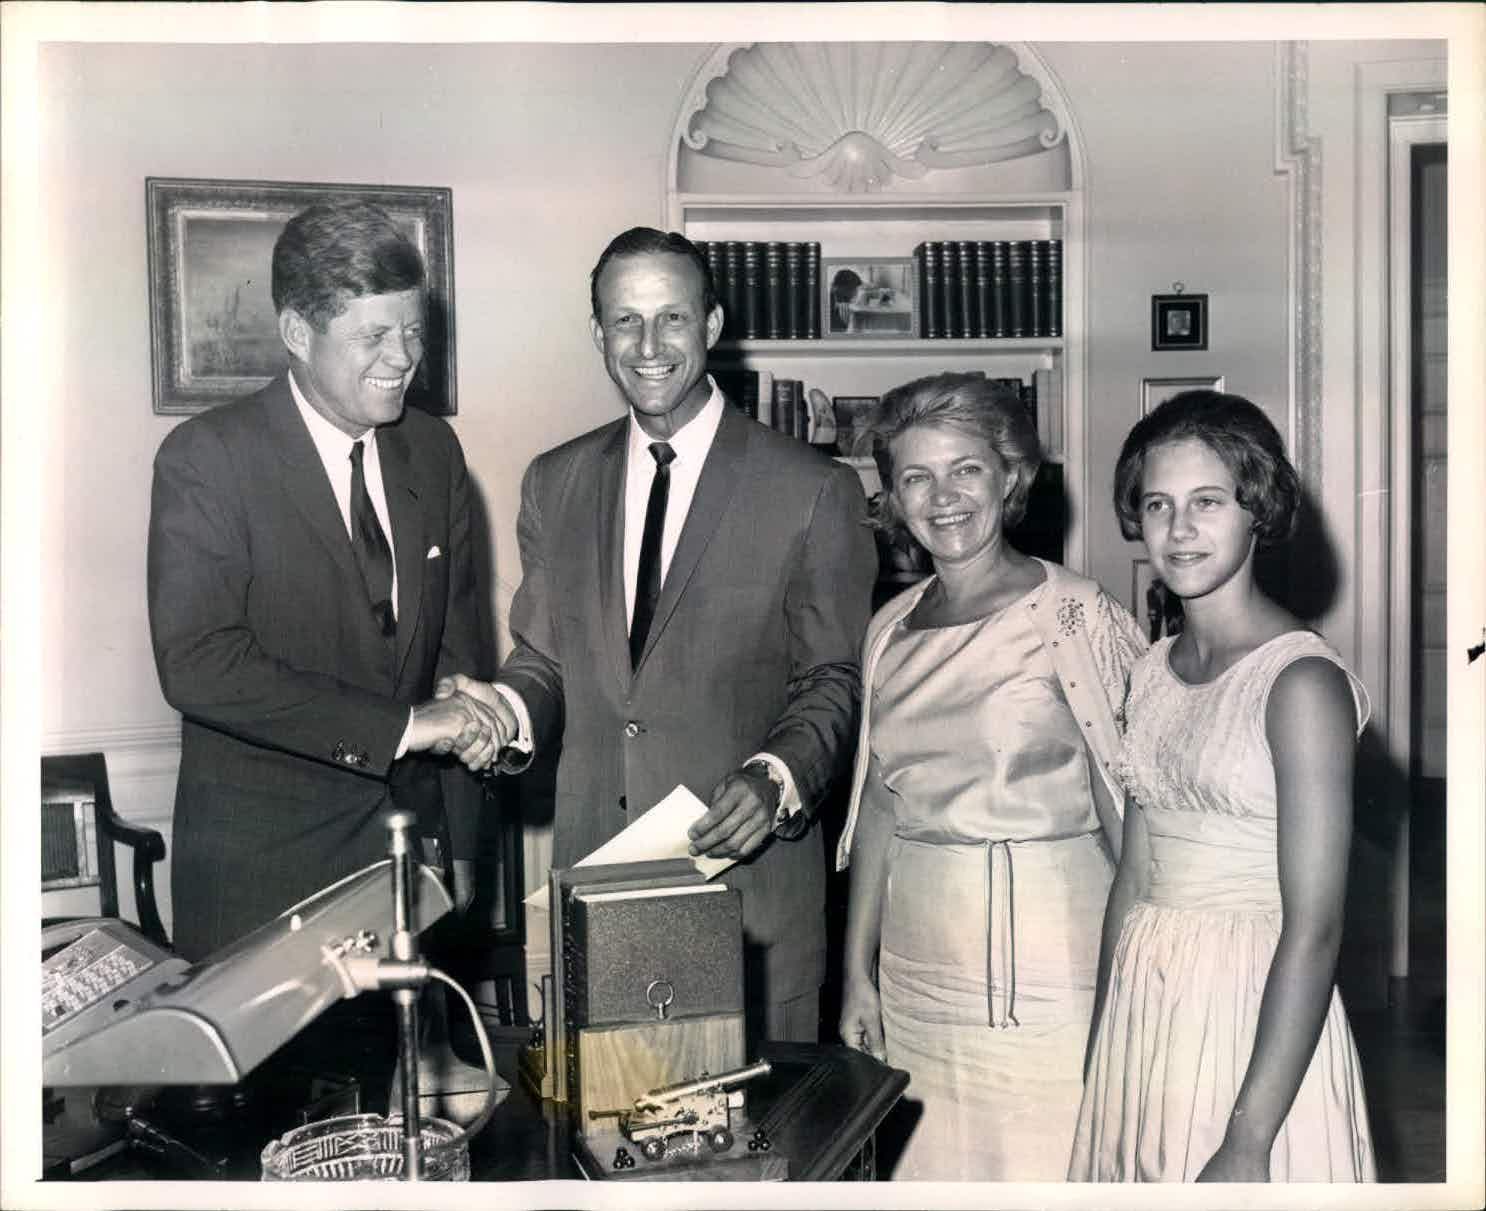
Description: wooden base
573,1013,744,1127
574,1116,788,1182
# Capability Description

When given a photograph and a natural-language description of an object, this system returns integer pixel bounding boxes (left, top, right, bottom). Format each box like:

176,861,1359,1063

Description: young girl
1069,391,1375,1182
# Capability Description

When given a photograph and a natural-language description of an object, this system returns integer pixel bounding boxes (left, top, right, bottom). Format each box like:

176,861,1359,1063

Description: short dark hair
1112,389,1299,544
863,371,1042,532
271,200,425,330
589,226,717,319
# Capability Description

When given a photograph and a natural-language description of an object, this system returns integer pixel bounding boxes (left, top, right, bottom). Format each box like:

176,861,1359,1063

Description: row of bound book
914,239,1063,341
713,367,1058,459
694,240,822,341
711,368,827,444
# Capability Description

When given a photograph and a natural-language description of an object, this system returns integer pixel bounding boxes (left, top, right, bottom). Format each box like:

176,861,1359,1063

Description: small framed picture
1132,557,1184,643
1151,293,1209,351
822,258,918,339
1141,375,1225,415
831,395,881,457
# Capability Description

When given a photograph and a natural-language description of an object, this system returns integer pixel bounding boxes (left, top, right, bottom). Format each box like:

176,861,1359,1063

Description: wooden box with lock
558,869,745,1138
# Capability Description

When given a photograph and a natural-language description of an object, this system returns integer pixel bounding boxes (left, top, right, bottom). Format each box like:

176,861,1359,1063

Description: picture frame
822,258,918,339
830,394,881,457
1141,374,1225,415
146,177,456,415
1132,557,1184,643
1150,292,1209,351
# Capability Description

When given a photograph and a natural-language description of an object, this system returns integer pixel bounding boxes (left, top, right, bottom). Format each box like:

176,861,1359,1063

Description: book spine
741,243,763,340
703,240,726,332
989,241,1010,338
1020,378,1038,443
772,378,795,434
914,245,928,338
783,242,804,340
804,242,821,339
1007,241,1029,338
957,241,978,338
723,241,744,342
764,241,785,340
940,241,962,341
974,241,993,338
1045,239,1063,337
1028,240,1047,339
921,242,943,338
756,369,774,425
1032,367,1053,452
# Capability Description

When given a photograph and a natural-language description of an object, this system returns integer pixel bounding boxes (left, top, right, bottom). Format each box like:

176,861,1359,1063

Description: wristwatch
744,759,788,821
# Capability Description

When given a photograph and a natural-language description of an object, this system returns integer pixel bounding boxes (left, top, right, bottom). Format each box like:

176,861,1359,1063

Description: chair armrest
96,802,168,948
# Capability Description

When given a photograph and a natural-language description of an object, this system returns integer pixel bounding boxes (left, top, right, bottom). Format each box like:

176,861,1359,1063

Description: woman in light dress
836,372,1146,1180
1070,390,1375,1182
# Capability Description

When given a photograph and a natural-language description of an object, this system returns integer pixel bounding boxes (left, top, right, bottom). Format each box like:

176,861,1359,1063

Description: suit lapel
264,377,364,591
379,422,425,684
594,422,632,691
635,404,747,671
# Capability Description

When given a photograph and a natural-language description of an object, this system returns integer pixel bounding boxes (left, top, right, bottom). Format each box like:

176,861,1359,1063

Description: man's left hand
689,767,777,860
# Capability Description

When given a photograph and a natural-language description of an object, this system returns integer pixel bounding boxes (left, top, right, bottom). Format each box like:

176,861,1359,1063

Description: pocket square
426,545,442,560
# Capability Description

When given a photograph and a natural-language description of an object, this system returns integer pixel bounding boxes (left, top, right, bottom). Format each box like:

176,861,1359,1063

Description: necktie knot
649,441,676,469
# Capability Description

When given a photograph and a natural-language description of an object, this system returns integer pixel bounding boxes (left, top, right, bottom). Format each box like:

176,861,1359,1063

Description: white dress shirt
288,370,400,619
290,370,415,752
496,376,802,824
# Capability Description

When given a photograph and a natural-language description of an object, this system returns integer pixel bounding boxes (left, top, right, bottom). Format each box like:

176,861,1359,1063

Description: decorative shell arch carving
679,42,1068,193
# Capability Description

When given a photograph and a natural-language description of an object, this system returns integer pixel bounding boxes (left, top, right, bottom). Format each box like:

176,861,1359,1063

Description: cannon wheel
640,1137,666,1162
707,1127,734,1154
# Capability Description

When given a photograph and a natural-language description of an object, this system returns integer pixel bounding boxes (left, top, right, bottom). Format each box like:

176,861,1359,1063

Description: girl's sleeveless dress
1069,631,1376,1181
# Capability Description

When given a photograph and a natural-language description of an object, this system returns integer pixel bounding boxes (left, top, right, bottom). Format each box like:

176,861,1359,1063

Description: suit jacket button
624,721,640,738
618,795,627,812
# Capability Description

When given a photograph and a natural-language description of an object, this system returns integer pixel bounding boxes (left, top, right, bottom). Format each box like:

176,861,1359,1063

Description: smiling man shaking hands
148,201,494,960
440,227,877,1045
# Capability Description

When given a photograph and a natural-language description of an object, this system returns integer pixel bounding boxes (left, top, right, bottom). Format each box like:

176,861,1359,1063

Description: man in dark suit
148,201,496,963
446,227,876,1043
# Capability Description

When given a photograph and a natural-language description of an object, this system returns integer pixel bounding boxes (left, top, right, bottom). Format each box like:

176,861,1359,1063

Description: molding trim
1274,41,1323,485
42,720,181,759
677,42,1065,193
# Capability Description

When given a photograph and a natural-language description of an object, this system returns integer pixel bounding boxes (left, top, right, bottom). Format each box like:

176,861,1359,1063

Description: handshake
405,674,519,773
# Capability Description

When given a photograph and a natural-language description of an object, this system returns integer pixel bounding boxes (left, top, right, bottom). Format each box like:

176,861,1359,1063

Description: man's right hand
407,685,512,772
434,674,520,771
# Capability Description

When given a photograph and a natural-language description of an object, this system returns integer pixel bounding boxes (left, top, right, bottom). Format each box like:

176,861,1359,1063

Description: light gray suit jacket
500,401,876,1003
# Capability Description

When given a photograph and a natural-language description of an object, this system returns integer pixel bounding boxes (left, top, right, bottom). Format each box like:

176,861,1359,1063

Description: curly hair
1112,389,1299,544
861,371,1042,535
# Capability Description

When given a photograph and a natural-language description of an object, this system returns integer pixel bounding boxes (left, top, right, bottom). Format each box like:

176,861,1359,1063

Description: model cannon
588,1060,771,1161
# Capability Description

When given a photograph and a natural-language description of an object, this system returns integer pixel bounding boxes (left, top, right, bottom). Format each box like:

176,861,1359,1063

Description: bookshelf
666,41,1087,571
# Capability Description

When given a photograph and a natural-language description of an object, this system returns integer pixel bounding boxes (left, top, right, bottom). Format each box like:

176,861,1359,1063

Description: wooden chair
41,752,168,948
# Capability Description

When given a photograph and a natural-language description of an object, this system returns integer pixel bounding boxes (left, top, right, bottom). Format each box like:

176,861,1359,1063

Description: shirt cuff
394,707,415,760
748,751,801,828
492,682,534,754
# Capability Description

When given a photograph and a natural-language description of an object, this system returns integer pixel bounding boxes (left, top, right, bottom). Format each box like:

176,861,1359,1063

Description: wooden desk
476,1041,907,1181
51,1039,907,1183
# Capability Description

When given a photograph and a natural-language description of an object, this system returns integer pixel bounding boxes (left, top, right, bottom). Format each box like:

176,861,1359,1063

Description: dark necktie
349,439,396,637
630,441,675,667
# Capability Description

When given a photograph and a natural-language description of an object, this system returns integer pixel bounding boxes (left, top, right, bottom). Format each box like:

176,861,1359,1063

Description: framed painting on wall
1140,375,1225,415
146,178,455,415
1150,292,1209,351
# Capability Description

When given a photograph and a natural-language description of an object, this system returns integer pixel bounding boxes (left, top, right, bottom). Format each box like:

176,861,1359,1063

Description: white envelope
523,785,734,911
